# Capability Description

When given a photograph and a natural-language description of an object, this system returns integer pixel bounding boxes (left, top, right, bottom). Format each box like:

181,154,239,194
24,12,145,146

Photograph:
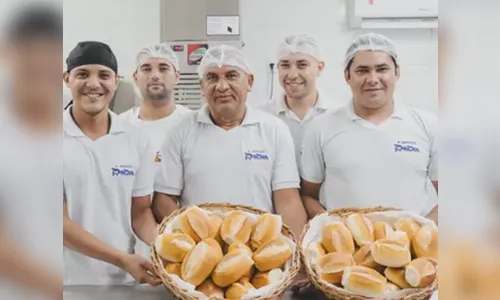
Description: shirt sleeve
271,121,300,191
426,115,438,182
132,133,157,197
300,122,325,184
154,126,184,196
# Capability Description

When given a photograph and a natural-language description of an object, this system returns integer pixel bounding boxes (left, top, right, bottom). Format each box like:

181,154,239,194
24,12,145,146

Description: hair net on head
196,44,251,79
136,43,179,71
344,33,398,69
276,34,323,61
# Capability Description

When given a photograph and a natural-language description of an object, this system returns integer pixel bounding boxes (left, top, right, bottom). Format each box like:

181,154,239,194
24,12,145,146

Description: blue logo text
112,168,135,176
394,144,420,153
245,152,269,161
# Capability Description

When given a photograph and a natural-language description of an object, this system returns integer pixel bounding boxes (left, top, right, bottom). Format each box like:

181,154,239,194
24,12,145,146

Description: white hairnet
277,34,323,61
196,44,251,79
344,33,398,69
136,43,179,71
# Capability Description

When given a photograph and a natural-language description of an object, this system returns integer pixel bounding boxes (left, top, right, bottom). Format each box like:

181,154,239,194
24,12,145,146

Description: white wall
63,0,437,112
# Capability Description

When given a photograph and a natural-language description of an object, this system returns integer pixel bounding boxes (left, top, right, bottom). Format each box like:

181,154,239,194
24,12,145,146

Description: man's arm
270,121,308,239
0,225,61,299
299,121,327,219
152,193,180,223
425,180,439,224
131,196,159,246
300,179,326,219
273,188,308,240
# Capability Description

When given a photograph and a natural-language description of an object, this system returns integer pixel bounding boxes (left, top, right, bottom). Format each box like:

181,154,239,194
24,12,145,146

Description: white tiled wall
63,0,438,112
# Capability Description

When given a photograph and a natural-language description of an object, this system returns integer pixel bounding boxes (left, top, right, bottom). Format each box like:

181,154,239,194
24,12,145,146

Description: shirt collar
63,106,126,137
274,89,332,114
196,104,260,126
346,99,406,121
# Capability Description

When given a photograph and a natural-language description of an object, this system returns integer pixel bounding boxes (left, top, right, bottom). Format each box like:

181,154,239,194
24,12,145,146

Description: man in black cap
63,41,161,285
0,3,63,300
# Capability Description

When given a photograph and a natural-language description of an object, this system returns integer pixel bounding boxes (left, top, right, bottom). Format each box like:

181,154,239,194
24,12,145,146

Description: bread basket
299,206,438,300
151,202,301,300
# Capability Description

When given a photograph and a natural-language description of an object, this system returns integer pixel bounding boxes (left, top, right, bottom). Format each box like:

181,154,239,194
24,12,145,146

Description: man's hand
120,254,162,286
291,266,310,294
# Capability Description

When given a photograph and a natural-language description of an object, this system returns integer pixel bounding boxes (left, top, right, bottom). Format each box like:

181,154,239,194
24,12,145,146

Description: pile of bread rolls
305,213,438,298
155,206,294,299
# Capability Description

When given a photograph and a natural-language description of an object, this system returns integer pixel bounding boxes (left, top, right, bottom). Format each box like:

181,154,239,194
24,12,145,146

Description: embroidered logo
154,151,162,163
111,165,135,176
244,150,269,161
394,141,420,153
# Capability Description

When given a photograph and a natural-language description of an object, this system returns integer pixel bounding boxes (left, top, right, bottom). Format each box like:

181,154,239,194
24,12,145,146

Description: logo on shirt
111,165,135,177
394,140,420,153
154,151,162,163
244,150,269,161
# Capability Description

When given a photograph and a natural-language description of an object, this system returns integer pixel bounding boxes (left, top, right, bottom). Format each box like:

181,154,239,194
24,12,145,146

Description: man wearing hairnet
152,44,308,248
259,34,339,163
120,44,191,258
300,33,438,223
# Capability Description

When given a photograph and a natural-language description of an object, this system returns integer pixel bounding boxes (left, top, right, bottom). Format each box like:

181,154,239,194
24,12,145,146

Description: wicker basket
151,202,301,300
299,206,438,300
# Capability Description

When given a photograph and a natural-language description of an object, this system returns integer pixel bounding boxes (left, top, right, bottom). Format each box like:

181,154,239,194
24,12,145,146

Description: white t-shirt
257,90,339,164
0,106,62,300
154,104,300,212
300,101,438,215
120,104,191,154
63,107,156,285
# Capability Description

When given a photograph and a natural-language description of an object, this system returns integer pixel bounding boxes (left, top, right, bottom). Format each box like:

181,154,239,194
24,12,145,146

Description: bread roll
395,218,421,241
405,258,437,288
196,278,224,298
225,279,255,299
164,262,182,277
321,222,355,254
389,230,411,249
212,250,254,287
374,222,394,240
181,239,220,286
318,252,355,284
384,267,411,289
412,225,438,260
341,266,387,297
251,269,284,289
220,211,252,245
385,282,400,292
353,243,381,270
175,206,215,242
250,213,282,250
305,242,326,268
345,213,374,247
205,237,224,263
155,232,196,262
210,214,225,247
253,238,293,272
371,239,411,268
227,243,254,278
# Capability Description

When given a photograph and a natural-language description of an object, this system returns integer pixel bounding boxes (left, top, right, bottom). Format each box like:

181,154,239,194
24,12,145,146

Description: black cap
66,41,118,74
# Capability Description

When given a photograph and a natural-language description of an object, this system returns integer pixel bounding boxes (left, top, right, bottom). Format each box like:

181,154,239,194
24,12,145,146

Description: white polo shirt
154,104,300,212
63,107,156,285
120,104,191,154
300,101,438,215
258,90,339,164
